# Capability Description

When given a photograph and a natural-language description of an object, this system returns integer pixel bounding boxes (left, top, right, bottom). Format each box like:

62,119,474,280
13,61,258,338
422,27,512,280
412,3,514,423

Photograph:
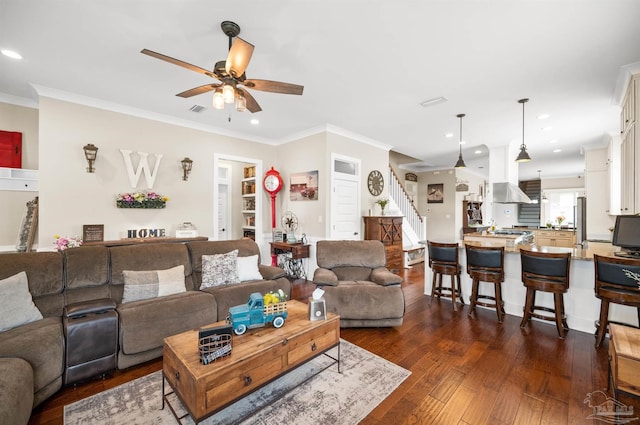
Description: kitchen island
424,240,638,335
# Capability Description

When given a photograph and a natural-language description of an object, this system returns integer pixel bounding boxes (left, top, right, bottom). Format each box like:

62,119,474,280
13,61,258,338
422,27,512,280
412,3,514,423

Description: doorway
330,153,361,240
213,154,262,241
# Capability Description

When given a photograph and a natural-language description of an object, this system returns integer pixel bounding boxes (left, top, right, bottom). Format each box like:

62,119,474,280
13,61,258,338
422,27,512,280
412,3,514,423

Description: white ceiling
2,0,640,181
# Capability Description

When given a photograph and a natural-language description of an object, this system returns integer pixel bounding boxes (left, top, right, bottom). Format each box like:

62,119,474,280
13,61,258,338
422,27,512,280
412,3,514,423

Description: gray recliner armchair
313,240,405,327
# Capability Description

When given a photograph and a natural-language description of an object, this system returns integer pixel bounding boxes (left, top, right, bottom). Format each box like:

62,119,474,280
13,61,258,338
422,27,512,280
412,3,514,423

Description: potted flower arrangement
556,215,565,227
53,235,83,251
116,191,169,209
375,198,389,215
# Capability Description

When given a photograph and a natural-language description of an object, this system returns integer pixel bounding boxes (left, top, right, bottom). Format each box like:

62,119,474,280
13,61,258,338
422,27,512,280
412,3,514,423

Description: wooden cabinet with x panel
363,216,403,272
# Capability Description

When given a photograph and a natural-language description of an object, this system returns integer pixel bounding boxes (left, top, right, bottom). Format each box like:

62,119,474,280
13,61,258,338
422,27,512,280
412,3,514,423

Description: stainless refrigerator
575,196,587,246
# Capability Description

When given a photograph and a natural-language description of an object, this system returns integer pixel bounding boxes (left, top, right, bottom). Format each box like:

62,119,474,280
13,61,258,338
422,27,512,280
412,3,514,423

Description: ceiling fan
141,21,304,113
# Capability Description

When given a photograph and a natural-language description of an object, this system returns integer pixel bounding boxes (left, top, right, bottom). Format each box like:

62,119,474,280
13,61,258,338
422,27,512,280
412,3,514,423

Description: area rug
64,339,410,425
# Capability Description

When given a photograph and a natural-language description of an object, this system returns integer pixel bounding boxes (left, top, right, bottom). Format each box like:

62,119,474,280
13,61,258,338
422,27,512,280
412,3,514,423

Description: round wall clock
367,170,384,196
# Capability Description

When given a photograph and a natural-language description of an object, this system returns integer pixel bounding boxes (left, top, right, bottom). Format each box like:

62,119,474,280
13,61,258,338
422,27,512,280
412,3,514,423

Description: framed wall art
289,170,318,201
427,184,444,204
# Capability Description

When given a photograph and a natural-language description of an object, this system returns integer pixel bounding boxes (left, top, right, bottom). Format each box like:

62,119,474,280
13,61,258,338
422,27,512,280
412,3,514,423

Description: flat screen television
612,215,640,257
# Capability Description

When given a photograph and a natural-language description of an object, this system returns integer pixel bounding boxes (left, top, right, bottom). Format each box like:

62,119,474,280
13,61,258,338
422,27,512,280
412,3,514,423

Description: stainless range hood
492,182,532,204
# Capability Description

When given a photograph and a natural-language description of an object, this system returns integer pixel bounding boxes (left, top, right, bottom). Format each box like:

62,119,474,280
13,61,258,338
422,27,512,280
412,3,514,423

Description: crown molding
0,92,38,109
613,61,640,106
29,84,273,145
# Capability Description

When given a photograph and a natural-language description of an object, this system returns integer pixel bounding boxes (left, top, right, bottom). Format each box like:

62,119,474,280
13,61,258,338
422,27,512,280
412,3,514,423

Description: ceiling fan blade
176,83,221,98
225,37,254,78
141,49,215,78
243,79,304,95
238,89,262,113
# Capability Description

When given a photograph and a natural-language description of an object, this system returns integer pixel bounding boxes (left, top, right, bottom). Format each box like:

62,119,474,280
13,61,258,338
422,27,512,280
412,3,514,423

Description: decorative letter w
119,149,164,189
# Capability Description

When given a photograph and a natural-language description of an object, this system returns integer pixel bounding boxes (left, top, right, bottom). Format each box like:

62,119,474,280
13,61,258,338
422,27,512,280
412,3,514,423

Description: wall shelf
0,167,39,191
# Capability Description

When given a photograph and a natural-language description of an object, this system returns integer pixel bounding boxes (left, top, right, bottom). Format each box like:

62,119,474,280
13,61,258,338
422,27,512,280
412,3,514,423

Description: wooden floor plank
28,263,640,425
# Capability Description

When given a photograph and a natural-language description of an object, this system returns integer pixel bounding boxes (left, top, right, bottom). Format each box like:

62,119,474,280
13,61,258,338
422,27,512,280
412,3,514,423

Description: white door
330,154,361,240
217,164,231,240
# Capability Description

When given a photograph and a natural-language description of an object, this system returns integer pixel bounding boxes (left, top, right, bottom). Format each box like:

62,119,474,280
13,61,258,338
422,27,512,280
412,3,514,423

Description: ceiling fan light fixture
236,93,246,112
223,84,235,104
212,89,225,110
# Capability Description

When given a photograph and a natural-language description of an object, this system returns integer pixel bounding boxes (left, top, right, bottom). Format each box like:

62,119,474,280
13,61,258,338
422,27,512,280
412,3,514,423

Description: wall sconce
83,143,98,173
181,157,193,181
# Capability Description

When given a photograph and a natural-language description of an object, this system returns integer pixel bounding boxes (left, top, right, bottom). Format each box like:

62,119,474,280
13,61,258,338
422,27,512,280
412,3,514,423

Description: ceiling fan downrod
221,21,241,51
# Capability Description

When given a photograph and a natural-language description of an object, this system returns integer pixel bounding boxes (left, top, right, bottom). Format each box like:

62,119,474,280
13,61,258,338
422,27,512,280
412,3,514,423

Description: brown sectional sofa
0,239,289,425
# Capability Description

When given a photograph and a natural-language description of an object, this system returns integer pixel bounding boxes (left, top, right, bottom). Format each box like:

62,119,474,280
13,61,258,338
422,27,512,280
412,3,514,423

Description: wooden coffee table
162,300,340,423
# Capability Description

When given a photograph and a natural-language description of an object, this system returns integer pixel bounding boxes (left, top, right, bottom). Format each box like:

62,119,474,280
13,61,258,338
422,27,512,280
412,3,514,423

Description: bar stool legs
430,267,464,311
520,288,569,339
468,277,505,322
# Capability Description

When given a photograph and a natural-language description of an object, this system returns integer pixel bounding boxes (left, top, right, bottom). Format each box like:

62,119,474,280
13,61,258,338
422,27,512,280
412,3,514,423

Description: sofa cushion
201,250,240,288
237,254,262,282
322,281,405,321
117,291,217,355
110,243,194,292
0,357,33,425
121,265,186,303
0,316,64,397
0,271,43,332
187,239,266,286
316,240,387,269
0,251,64,317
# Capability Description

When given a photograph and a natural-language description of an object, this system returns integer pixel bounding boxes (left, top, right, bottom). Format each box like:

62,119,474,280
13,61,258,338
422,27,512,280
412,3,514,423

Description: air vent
420,96,448,108
189,105,206,113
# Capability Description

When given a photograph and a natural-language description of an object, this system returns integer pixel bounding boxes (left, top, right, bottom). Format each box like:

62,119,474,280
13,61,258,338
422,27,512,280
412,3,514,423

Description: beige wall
0,102,39,249
1,99,389,251
417,169,457,242
37,97,279,248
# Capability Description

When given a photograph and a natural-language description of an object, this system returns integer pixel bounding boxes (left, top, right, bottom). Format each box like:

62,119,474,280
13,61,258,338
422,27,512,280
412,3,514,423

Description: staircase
518,179,541,226
388,166,426,249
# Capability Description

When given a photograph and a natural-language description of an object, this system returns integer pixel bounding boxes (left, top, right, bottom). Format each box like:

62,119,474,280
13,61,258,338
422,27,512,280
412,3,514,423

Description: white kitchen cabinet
619,75,639,214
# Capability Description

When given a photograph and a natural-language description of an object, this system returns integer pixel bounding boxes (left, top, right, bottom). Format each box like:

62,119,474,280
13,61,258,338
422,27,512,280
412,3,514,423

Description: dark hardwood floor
29,264,638,425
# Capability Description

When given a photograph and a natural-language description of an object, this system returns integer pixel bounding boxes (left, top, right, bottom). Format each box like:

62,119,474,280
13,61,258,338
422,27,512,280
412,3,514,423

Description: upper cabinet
619,75,640,214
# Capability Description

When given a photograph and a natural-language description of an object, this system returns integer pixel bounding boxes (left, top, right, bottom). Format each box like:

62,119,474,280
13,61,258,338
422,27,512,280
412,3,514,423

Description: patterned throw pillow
201,250,240,288
0,271,43,332
122,265,186,304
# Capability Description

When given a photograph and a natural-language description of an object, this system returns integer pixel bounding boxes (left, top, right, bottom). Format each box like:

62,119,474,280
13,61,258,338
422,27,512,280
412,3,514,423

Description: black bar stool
465,244,505,322
519,249,571,338
594,254,640,348
427,241,464,311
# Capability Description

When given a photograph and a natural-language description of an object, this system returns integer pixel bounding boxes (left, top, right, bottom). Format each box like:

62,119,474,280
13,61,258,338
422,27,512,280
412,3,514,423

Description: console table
270,242,310,279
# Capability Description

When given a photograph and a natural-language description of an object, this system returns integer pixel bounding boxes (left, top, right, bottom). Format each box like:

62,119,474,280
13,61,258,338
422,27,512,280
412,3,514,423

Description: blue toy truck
227,292,288,335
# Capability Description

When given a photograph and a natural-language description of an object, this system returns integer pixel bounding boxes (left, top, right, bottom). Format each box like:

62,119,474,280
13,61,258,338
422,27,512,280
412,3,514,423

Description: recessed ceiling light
553,148,562,153
250,119,259,125
1,49,22,60
419,96,448,108
445,133,454,138
542,126,553,131
537,114,550,120
474,150,482,154
549,139,558,143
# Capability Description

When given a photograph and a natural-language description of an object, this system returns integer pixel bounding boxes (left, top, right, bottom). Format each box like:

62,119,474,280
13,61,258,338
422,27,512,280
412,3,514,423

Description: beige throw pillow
122,265,186,304
0,271,43,332
237,254,262,282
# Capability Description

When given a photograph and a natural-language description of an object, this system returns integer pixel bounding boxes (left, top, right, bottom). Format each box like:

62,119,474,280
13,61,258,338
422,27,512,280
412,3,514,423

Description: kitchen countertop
463,239,619,261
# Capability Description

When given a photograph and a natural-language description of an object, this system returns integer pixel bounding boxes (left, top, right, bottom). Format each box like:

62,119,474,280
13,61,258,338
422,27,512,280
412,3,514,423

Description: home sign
127,228,166,238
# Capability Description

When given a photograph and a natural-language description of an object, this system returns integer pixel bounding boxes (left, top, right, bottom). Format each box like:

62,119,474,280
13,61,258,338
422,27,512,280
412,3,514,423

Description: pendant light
515,98,532,162
454,113,466,168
